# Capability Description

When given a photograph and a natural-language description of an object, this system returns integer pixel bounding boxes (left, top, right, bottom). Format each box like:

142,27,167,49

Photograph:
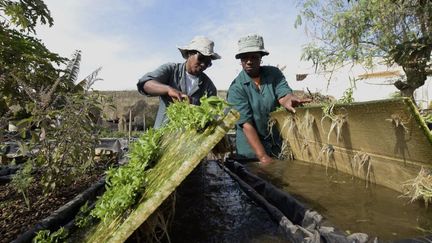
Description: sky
35,0,432,104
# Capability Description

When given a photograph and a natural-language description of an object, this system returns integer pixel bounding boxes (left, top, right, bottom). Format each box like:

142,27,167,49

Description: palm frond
63,50,82,83
77,66,103,91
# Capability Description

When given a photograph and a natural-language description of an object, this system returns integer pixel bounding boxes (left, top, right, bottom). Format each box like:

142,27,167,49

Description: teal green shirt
227,66,292,159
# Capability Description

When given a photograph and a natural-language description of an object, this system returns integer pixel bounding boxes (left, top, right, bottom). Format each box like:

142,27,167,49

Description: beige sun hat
235,34,269,59
178,36,221,60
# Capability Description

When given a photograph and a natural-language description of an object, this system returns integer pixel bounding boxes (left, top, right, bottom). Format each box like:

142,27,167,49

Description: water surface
246,159,432,241
170,160,288,243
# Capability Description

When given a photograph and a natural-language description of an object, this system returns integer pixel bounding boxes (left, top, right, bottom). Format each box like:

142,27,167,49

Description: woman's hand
278,93,311,113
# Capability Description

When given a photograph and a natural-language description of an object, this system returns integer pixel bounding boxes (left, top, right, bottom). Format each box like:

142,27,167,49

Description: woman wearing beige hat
137,36,221,128
227,34,309,164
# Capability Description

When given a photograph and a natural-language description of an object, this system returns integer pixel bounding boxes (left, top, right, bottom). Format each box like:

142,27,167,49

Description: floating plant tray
271,97,432,193
83,109,239,242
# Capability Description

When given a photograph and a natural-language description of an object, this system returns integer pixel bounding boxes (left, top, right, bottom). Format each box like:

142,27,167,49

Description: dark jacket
137,62,217,128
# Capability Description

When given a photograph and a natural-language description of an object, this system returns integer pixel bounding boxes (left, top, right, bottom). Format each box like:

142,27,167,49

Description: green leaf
294,14,302,28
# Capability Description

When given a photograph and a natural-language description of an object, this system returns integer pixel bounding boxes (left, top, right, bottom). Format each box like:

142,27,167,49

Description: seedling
278,140,294,160
33,227,68,243
402,167,432,208
352,152,372,188
317,144,335,174
266,117,277,139
386,113,409,133
321,103,348,144
285,115,298,135
300,140,310,157
299,110,315,138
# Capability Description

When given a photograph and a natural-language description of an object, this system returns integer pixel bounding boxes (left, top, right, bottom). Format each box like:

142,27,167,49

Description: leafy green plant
165,96,229,132
33,227,68,243
11,161,33,209
8,52,110,209
18,65,105,194
75,202,95,228
2,1,112,205
90,96,229,223
91,128,162,222
339,87,355,104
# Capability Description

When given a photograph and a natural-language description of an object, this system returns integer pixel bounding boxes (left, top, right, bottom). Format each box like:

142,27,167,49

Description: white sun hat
178,36,221,60
235,34,269,59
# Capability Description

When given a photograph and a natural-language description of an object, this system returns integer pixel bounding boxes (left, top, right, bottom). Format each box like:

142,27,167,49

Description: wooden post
128,109,132,141
143,113,146,131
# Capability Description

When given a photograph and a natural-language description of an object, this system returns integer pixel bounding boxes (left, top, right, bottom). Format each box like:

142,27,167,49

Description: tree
0,0,53,32
296,0,432,99
1,0,108,201
0,0,67,126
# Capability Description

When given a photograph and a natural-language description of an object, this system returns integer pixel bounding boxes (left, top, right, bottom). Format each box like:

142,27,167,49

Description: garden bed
0,161,109,243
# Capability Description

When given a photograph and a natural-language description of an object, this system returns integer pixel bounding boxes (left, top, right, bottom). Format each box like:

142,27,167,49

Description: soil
0,163,110,243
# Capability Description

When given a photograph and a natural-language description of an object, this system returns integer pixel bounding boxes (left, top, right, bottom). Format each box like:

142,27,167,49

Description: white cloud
34,0,422,102
197,1,319,92
36,0,166,90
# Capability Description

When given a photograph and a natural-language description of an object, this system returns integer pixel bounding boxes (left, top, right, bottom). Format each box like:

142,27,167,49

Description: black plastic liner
10,157,432,242
11,178,105,243
224,159,371,243
0,164,22,184
169,159,288,243
0,164,21,176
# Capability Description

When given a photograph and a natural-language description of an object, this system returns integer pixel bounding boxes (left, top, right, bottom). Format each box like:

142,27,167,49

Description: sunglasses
195,52,212,67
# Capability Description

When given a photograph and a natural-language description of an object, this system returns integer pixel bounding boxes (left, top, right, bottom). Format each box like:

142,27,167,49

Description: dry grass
299,110,315,138
352,152,372,188
386,113,410,133
402,167,432,207
277,140,294,160
317,144,335,174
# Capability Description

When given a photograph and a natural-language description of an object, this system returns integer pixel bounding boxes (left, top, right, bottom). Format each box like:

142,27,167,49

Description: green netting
271,97,432,193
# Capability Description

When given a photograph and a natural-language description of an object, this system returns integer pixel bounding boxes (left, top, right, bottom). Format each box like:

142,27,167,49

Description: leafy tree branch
297,0,432,99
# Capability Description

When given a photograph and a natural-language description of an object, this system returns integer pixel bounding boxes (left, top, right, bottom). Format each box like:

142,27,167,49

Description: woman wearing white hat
137,36,221,128
227,34,309,164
